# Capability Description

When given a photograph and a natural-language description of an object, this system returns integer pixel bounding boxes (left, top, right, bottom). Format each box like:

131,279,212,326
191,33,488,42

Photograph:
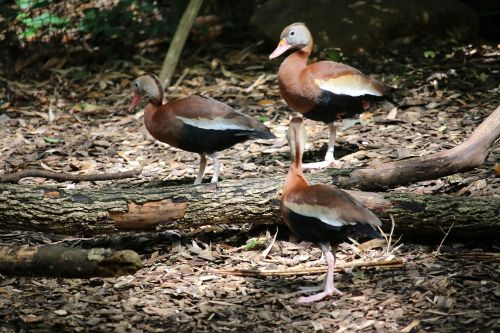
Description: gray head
269,23,313,59
128,73,164,112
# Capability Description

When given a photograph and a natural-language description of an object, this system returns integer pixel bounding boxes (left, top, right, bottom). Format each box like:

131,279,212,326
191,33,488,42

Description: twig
445,252,500,261
0,168,142,184
171,68,190,89
433,222,455,259
386,214,395,254
215,259,403,277
260,227,278,258
245,73,266,92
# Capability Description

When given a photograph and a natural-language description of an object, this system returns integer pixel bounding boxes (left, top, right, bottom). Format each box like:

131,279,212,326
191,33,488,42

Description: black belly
285,209,381,244
177,124,254,154
303,90,385,124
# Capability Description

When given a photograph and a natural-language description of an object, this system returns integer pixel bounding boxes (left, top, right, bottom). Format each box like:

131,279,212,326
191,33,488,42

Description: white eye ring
133,81,140,88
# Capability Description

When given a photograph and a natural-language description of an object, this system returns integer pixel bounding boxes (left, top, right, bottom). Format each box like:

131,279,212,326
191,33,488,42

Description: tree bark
0,180,498,241
0,245,142,278
159,0,204,87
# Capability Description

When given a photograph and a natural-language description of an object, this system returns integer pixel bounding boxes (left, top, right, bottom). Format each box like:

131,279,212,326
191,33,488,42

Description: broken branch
215,258,404,277
343,105,500,190
0,168,142,184
0,245,142,278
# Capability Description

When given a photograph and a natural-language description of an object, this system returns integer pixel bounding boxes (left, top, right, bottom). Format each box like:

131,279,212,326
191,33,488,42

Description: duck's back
146,95,274,154
278,56,394,123
281,184,382,244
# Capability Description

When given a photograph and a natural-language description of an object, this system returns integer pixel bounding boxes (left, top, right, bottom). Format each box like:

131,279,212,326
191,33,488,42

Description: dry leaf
400,319,420,333
357,239,386,252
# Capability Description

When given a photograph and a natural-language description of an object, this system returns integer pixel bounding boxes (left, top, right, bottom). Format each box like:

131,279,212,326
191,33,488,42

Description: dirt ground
0,36,499,332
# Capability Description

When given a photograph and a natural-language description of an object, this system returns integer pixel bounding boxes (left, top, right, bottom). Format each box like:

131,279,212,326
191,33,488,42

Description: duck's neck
143,97,164,122
284,160,308,192
143,100,174,141
143,75,165,120
147,73,164,106
279,49,309,79
149,96,163,107
278,50,315,113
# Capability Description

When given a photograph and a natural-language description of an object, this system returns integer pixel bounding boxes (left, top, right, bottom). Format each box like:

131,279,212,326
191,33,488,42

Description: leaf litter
0,38,499,332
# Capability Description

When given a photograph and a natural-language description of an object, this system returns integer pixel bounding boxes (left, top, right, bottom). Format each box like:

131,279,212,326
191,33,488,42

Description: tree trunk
159,0,204,87
0,180,498,241
0,245,142,278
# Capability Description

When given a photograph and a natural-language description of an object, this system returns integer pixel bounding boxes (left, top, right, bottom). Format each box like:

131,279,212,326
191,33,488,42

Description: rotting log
0,180,498,241
0,245,142,278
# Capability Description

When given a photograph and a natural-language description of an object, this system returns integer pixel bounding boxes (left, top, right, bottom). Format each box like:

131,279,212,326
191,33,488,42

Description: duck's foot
301,159,341,169
297,286,343,303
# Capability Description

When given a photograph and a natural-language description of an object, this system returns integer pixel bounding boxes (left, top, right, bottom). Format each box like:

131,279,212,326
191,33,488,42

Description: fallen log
0,179,498,241
0,245,142,278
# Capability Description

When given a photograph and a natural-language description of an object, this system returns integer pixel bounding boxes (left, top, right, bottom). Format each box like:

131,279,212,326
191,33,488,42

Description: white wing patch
177,116,251,131
314,75,382,97
285,201,356,227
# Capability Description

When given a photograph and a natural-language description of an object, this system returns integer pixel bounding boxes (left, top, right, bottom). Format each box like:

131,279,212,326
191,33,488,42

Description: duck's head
128,73,164,112
269,22,313,59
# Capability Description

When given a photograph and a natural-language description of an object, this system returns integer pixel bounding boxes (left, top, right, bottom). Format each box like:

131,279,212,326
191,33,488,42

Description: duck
128,73,275,184
280,117,383,303
270,22,395,169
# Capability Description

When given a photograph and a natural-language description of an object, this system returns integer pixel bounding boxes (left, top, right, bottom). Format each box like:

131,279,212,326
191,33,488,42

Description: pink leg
194,154,207,185
298,243,343,303
210,152,220,183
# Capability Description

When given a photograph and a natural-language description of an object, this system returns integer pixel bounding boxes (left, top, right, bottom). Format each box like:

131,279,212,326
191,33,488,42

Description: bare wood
343,105,500,190
159,0,204,87
0,168,142,184
0,245,142,278
109,199,187,230
215,259,404,277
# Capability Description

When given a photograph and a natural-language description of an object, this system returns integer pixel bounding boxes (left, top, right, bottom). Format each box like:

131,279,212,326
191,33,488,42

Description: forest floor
0,36,499,332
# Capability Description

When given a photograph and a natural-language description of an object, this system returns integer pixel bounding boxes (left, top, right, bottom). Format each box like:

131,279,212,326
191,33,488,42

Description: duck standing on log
280,117,383,303
270,22,396,168
128,74,275,184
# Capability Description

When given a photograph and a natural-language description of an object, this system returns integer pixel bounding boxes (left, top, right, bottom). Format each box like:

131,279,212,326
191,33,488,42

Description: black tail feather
354,224,384,239
252,128,276,139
